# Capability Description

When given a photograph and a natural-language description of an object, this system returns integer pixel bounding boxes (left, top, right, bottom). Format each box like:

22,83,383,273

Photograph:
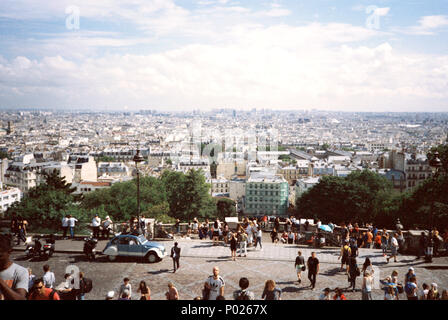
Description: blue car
103,234,166,263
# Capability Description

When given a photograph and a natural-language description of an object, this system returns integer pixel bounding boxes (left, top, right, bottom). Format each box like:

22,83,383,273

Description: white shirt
92,217,101,227
62,217,69,227
68,217,78,227
206,276,225,300
43,271,56,288
391,237,399,247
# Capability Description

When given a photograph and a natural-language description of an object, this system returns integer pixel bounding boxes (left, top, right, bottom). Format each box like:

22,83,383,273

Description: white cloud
395,15,448,35
1,23,447,111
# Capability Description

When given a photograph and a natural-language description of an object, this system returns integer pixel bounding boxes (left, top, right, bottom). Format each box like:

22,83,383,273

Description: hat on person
432,283,438,288
106,291,115,299
409,267,414,271
106,216,110,219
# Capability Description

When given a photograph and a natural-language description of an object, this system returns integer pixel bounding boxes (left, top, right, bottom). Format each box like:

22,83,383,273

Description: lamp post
429,151,443,232
133,149,144,234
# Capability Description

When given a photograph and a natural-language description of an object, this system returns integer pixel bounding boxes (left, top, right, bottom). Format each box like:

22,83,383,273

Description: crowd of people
3,214,448,301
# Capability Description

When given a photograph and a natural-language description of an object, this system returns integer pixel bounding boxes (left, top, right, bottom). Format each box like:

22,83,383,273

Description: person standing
204,266,225,300
102,216,113,239
28,268,35,292
270,228,279,244
137,281,151,300
92,214,101,239
230,233,237,261
119,278,132,300
42,265,55,289
16,216,28,245
0,235,28,300
67,215,78,239
295,251,305,284
237,231,247,257
166,282,179,300
28,278,60,300
362,270,374,300
307,252,319,290
381,231,389,257
405,276,418,300
62,215,69,239
261,280,282,300
233,277,255,300
175,219,181,235
170,242,181,273
347,256,359,292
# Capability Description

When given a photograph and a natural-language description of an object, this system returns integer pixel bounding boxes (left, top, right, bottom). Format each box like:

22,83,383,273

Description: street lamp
133,148,144,234
429,151,443,232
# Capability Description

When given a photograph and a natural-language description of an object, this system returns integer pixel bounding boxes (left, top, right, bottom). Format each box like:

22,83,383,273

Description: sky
0,0,447,112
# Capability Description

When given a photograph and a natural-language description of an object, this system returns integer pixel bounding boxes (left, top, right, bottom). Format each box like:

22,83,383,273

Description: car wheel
146,252,158,263
108,255,117,262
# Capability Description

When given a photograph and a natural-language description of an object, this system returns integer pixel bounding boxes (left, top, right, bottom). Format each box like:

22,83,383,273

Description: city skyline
0,1,448,112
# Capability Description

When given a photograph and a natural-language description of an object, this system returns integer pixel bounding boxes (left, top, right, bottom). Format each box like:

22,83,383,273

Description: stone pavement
12,237,448,300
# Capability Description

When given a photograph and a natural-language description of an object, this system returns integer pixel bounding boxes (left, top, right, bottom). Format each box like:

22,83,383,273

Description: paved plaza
12,237,448,300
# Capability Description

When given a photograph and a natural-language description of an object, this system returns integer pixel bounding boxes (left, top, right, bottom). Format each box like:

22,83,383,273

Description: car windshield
138,235,147,245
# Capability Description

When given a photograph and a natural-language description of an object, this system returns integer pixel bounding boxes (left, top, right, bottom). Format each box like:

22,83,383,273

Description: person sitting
281,231,288,244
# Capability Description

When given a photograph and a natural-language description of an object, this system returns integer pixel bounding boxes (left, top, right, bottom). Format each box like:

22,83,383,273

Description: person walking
261,280,282,300
338,241,351,273
307,252,319,290
16,216,28,245
229,233,237,261
386,233,399,263
204,266,225,300
255,227,262,250
295,251,305,284
67,215,78,239
170,242,181,273
362,270,374,300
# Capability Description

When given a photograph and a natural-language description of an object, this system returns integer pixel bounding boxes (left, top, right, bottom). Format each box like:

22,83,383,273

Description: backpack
342,246,350,258
83,278,93,293
236,290,250,300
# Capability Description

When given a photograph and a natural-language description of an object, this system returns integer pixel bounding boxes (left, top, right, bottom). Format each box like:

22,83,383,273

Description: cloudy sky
0,0,447,112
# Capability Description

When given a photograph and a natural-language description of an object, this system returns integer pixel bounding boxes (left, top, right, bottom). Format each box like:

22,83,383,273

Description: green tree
6,170,80,229
216,198,236,220
81,176,167,222
296,170,395,225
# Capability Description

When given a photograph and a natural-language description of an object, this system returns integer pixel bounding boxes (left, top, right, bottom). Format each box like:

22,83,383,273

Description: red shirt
29,288,60,300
